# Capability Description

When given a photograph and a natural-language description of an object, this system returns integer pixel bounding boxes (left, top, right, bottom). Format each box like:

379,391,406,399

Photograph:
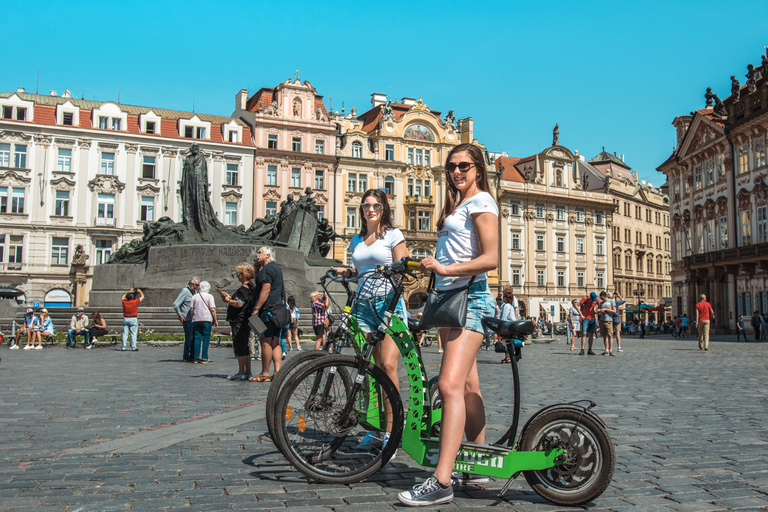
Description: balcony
681,241,768,268
405,195,434,205
95,217,116,227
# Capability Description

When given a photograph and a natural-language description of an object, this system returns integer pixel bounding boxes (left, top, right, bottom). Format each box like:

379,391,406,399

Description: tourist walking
67,307,90,349
736,314,748,342
568,298,582,351
680,314,689,337
121,288,144,351
189,281,217,363
250,246,287,383
12,309,38,349
286,296,301,351
310,291,329,350
579,293,598,355
695,294,715,350
400,143,498,506
751,310,761,342
597,291,616,355
217,262,255,380
87,311,108,348
499,286,518,362
173,276,200,362
612,290,626,352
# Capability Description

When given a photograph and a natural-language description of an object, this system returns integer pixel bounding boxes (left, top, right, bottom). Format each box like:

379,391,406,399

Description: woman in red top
121,288,144,351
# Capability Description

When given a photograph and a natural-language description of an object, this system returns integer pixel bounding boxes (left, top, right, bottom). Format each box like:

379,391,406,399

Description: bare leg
260,339,272,377
314,334,324,350
434,327,485,486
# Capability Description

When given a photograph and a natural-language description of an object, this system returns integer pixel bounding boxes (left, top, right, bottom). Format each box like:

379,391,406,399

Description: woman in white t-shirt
400,144,499,507
498,285,519,364
333,188,408,450
188,281,218,363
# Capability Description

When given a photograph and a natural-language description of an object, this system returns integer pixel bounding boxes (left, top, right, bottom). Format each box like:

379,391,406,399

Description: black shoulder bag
418,273,476,330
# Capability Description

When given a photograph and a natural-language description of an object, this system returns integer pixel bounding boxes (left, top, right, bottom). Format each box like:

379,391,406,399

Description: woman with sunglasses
333,188,408,451
399,144,498,507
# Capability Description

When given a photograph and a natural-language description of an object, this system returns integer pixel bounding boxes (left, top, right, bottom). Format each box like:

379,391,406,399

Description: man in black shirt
250,246,286,382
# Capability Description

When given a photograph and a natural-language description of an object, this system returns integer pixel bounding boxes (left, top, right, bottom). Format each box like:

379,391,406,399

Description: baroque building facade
331,94,497,306
495,134,615,323
585,151,672,320
0,88,254,306
659,52,768,333
233,75,337,223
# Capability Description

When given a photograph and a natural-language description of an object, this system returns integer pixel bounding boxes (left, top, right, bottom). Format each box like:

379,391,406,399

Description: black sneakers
587,349,596,355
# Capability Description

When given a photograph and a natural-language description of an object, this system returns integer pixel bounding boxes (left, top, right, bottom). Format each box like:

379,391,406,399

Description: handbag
418,273,476,330
267,303,291,329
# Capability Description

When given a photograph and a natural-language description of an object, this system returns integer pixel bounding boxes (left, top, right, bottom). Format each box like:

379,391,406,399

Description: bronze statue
181,143,225,237
731,76,741,102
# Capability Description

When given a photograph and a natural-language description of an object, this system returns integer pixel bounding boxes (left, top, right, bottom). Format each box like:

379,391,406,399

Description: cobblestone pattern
1,335,767,511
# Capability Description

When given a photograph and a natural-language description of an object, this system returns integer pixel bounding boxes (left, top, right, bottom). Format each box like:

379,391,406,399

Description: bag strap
427,272,476,291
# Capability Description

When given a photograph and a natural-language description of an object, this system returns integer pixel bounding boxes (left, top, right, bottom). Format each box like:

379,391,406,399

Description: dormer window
91,102,127,131
139,110,161,135
178,115,211,140
222,120,242,144
56,100,79,126
2,105,27,121
351,141,362,158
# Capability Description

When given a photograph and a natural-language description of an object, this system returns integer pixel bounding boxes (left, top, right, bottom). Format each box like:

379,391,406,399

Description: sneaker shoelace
412,476,441,496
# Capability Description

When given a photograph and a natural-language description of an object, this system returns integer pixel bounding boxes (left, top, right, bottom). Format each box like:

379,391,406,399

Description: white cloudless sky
3,0,766,184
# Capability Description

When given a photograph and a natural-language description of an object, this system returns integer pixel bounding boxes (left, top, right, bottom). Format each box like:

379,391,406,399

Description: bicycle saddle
482,317,535,337
407,317,421,332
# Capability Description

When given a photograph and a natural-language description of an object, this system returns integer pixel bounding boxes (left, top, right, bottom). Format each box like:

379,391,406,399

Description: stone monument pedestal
89,245,333,310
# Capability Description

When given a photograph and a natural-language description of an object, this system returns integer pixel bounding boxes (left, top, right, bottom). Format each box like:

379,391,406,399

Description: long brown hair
437,143,490,230
359,188,393,238
92,311,102,323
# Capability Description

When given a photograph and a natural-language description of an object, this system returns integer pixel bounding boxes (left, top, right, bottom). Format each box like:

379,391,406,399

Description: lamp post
634,287,645,322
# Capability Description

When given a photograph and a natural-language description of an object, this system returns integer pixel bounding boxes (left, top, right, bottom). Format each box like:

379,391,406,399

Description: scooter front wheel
518,406,614,506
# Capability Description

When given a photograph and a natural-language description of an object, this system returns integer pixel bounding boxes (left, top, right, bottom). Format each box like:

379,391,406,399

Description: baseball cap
590,292,597,301
77,306,84,312
41,308,48,313
26,308,33,313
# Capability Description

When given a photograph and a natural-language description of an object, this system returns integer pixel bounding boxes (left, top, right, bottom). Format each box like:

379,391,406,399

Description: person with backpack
578,292,598,355
286,296,301,351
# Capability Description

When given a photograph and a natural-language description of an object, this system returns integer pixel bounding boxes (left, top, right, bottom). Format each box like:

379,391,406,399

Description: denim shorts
352,294,408,334
462,279,495,334
582,318,597,334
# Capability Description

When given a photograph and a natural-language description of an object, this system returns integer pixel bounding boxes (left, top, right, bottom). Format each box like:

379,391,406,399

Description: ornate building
0,88,254,306
331,94,496,307
585,150,671,319
495,130,614,322
233,75,337,222
659,51,768,332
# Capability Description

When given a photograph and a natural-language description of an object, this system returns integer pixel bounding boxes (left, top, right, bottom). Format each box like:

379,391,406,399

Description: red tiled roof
314,96,328,117
357,101,443,134
694,107,726,127
29,104,252,146
495,156,525,182
246,88,275,112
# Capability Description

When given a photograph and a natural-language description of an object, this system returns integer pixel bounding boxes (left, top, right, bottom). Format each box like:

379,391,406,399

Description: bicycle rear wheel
272,355,404,484
266,350,329,444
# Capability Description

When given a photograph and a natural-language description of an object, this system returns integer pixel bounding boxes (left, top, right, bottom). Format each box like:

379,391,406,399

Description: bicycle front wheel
272,355,404,484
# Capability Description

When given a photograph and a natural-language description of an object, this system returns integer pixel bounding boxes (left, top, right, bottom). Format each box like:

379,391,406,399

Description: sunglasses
361,203,383,212
446,162,475,173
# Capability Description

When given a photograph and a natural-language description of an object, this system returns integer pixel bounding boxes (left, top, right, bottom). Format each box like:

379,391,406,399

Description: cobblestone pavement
1,334,767,511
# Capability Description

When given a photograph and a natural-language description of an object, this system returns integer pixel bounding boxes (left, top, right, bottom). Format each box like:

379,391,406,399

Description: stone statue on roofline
443,109,456,128
731,76,740,102
712,93,727,118
705,87,715,107
553,123,559,146
746,64,757,94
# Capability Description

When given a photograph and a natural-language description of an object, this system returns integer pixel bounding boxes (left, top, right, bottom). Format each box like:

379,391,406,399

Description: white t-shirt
349,228,405,297
499,298,519,322
435,191,498,290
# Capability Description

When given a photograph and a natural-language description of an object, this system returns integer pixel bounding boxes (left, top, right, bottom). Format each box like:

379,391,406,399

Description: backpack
290,308,298,324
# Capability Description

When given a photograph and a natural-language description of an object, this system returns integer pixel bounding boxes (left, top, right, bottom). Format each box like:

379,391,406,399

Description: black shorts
231,322,250,357
313,324,325,336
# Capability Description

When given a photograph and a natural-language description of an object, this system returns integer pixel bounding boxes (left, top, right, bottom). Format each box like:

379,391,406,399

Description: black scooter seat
481,317,535,337
407,317,422,332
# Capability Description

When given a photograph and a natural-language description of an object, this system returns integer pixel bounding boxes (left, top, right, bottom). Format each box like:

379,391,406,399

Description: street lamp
634,288,645,321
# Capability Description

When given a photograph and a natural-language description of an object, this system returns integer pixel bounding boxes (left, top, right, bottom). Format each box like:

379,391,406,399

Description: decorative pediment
411,98,430,112
125,143,138,153
0,130,31,142
79,138,92,148
263,188,281,202
99,142,118,150
682,209,691,228
222,190,242,202
693,204,704,222
542,146,575,161
672,213,682,231
224,155,241,163
678,113,725,159
755,180,768,206
737,188,752,211
88,175,125,194
51,176,76,191
704,199,716,220
162,146,177,157
313,192,328,205
54,137,76,148
33,134,52,144
137,183,160,197
347,195,362,207
141,146,160,155
716,196,728,216
0,169,31,187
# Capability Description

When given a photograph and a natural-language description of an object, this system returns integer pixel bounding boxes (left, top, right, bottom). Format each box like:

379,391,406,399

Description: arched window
351,141,362,158
384,176,395,195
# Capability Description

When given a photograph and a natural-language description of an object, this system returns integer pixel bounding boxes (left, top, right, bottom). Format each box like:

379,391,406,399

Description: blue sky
3,1,766,185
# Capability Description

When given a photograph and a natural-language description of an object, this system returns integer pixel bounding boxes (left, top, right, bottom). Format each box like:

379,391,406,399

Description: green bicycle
269,258,615,506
